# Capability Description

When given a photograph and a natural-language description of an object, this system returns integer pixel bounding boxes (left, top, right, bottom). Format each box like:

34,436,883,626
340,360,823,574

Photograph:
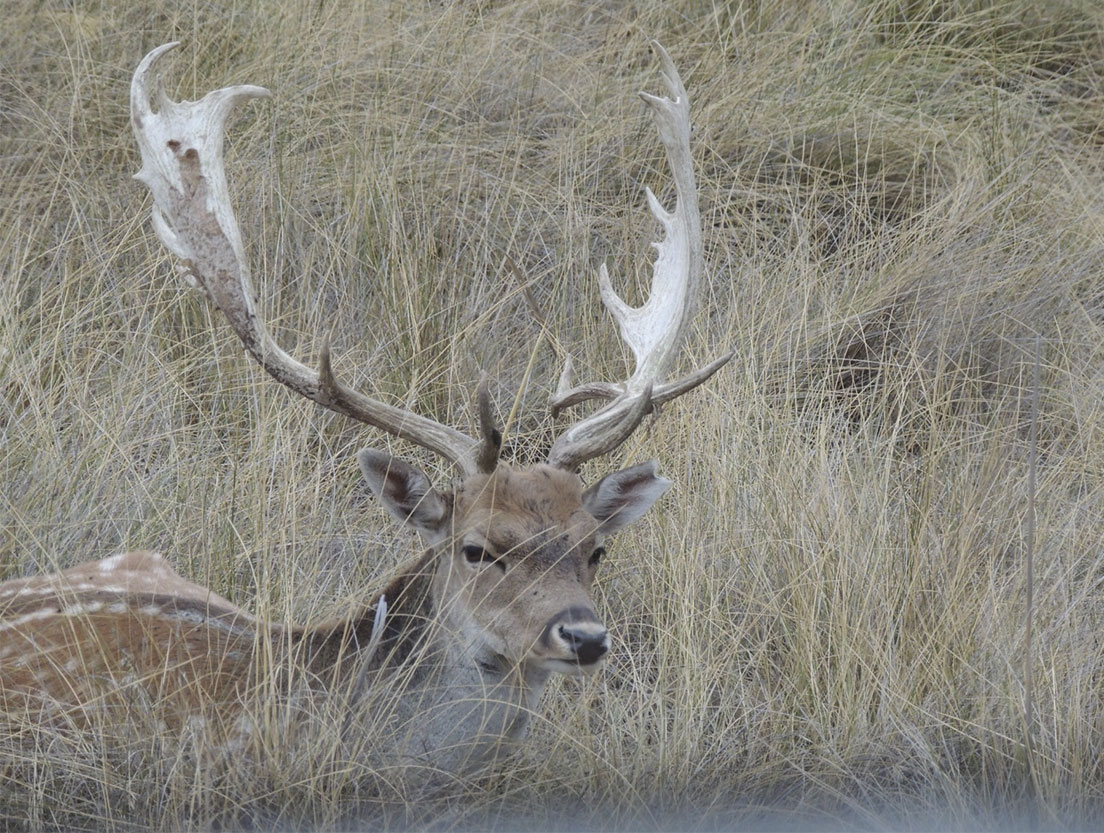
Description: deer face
358,452,670,675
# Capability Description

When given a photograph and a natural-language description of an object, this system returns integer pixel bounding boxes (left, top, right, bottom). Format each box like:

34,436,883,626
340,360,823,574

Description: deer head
130,41,731,682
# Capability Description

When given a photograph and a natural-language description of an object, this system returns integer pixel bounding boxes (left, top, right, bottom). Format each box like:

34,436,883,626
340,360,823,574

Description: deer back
0,552,258,725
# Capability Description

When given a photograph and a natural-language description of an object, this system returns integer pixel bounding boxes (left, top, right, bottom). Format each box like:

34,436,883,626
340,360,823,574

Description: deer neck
398,559,554,765
290,549,436,679
383,614,551,772
295,548,553,770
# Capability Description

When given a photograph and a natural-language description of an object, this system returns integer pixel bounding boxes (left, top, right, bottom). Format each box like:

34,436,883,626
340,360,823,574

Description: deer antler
547,42,734,471
131,42,499,476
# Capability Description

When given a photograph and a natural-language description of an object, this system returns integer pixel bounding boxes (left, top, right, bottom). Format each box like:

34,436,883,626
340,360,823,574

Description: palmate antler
131,41,726,477
131,43,500,476
546,43,734,472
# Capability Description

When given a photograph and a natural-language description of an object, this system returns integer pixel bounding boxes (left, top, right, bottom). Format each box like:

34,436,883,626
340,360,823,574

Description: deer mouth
540,654,609,676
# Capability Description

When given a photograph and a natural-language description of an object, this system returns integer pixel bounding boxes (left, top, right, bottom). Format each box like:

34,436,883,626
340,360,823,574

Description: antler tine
132,43,485,476
474,373,503,474
547,42,734,472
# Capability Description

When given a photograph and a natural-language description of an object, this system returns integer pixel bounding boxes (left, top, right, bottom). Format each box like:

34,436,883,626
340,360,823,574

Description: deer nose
556,621,609,665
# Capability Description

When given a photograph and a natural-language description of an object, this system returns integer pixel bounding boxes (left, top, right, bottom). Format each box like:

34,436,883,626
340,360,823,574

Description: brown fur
0,550,433,730
0,459,665,771
290,550,436,677
0,554,256,727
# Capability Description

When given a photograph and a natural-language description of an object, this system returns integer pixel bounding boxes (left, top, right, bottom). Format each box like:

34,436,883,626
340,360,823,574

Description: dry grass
4,0,1104,829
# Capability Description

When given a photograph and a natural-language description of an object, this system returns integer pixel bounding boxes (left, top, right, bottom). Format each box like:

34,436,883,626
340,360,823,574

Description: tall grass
4,0,1104,828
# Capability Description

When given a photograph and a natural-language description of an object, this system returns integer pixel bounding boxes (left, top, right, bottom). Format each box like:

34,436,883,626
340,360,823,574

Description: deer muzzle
542,606,609,669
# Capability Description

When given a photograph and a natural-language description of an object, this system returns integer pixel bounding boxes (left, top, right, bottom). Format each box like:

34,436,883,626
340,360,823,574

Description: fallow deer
0,42,730,773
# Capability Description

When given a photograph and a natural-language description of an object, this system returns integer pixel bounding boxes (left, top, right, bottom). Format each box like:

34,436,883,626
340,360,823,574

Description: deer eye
463,545,503,569
589,547,605,568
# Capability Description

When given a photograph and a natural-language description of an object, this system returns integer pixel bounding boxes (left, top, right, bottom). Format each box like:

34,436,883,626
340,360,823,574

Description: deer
0,42,731,775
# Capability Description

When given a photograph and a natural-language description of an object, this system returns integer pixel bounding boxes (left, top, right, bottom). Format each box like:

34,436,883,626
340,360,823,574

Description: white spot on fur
0,608,58,632
171,607,206,625
99,554,126,572
62,601,103,616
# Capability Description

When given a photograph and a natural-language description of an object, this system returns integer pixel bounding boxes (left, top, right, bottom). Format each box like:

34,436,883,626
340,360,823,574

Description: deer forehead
456,464,587,523
454,465,596,548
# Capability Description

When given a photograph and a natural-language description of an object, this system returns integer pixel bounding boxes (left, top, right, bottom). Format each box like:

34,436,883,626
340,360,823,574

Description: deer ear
357,450,450,541
582,459,672,535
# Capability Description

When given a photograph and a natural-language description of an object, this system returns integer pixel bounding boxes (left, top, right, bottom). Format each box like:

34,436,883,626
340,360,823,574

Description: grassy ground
4,0,1104,829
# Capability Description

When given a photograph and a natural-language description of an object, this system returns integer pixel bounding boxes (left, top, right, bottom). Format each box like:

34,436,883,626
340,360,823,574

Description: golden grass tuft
4,0,1104,828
